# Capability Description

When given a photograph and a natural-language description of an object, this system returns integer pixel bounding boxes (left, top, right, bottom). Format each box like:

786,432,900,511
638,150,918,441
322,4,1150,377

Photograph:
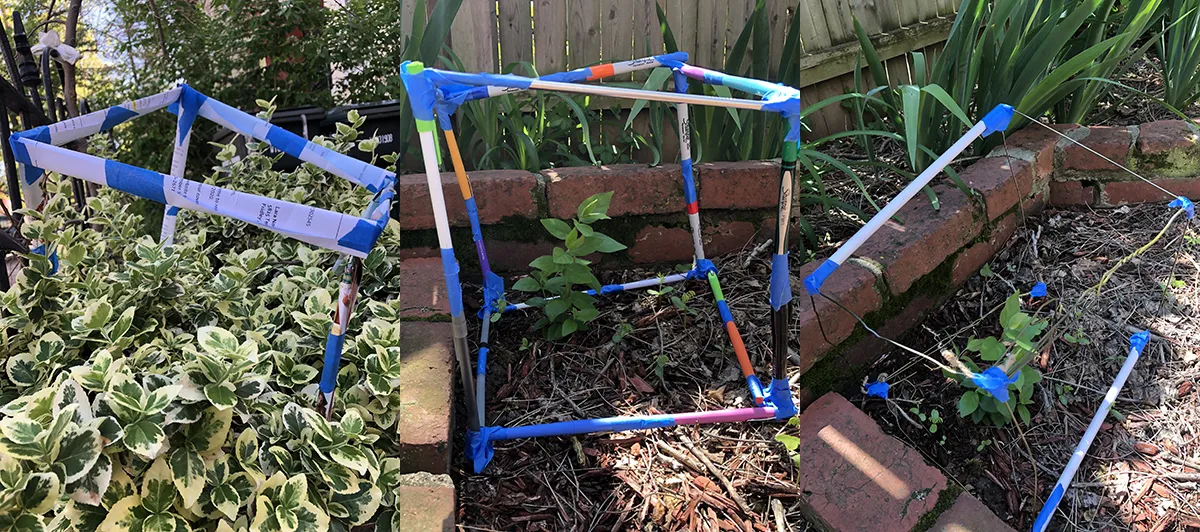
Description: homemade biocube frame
398,52,801,473
9,84,396,417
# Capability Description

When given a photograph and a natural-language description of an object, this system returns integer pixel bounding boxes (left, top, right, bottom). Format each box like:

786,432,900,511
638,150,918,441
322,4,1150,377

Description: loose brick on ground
798,392,948,532
395,472,455,532
397,170,539,230
399,258,451,319
928,493,1015,532
544,164,685,219
397,322,454,474
853,185,983,295
696,160,781,210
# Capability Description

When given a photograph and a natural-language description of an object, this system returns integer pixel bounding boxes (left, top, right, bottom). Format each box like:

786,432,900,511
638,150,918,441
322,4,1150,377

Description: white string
1013,109,1178,199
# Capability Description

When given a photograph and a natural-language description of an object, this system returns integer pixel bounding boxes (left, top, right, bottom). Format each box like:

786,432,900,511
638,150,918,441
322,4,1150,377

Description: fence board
767,1,794,77
534,0,567,74
662,0,696,55
819,0,854,45
897,0,921,25
499,0,533,70
568,0,603,68
693,0,724,68
634,0,663,77
798,0,832,54
451,0,498,73
849,0,883,35
602,0,635,68
726,0,754,70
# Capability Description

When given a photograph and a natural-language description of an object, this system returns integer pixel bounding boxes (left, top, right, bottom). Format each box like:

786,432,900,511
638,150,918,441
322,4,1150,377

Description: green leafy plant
511,192,627,340
950,293,1047,427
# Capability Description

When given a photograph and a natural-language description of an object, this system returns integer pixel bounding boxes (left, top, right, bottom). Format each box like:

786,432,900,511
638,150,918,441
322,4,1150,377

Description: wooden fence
437,0,960,137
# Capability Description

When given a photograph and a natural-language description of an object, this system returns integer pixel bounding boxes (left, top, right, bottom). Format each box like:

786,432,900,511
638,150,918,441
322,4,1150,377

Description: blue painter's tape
655,51,689,69
497,413,677,440
465,197,485,241
681,159,697,204
399,62,439,122
434,96,458,130
694,258,717,278
265,125,306,159
1031,281,1048,298
426,69,534,91
165,206,180,216
865,380,889,399
14,126,50,144
476,346,489,377
22,164,43,186
716,300,735,324
1130,330,1151,354
598,283,624,295
479,270,505,317
746,375,765,402
785,114,800,143
672,69,689,94
105,160,166,204
1031,484,1065,532
768,253,792,311
336,218,385,254
9,137,31,165
467,426,503,473
12,129,49,185
971,366,1019,403
100,106,139,132
1169,196,1194,219
30,244,57,274
176,85,208,146
768,378,797,419
981,104,1015,137
440,247,465,317
319,332,343,393
804,259,838,295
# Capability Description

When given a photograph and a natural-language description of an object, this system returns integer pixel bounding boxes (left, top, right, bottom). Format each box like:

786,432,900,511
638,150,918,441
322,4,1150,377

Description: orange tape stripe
587,63,616,81
725,322,755,378
442,129,473,200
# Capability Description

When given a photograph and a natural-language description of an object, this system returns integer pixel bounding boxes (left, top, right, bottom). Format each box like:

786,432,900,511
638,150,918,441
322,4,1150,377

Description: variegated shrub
0,108,414,531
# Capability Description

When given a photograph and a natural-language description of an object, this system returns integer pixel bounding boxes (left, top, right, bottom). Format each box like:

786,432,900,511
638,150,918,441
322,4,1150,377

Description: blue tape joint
1031,281,1047,298
804,259,838,295
768,378,797,419
865,380,889,399
467,427,502,474
176,85,207,146
971,367,1019,403
1169,196,1194,219
981,104,1015,137
478,271,505,318
399,61,439,122
1129,330,1150,354
319,332,343,393
768,253,792,311
1032,485,1065,532
655,51,688,70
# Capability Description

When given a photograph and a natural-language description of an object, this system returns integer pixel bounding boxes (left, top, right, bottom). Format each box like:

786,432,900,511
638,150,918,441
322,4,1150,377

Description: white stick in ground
1031,331,1151,532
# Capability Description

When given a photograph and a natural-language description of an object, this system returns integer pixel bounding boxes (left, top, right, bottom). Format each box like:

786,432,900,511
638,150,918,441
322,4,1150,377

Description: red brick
993,123,1077,180
798,392,947,532
399,258,451,319
397,323,454,474
1137,120,1199,156
1049,181,1097,206
1103,177,1200,205
794,261,882,373
627,221,759,264
844,293,941,369
487,241,556,273
959,156,1032,220
928,493,1015,532
395,474,455,531
544,164,685,219
1059,126,1134,172
952,214,1019,286
696,160,781,210
854,185,983,295
397,170,539,230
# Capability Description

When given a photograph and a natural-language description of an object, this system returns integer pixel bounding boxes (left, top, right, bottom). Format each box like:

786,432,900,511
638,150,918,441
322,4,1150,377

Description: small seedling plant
512,191,627,340
950,292,1046,427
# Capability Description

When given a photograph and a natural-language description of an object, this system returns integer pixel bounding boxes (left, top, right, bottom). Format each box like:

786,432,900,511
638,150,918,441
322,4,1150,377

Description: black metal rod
0,99,20,216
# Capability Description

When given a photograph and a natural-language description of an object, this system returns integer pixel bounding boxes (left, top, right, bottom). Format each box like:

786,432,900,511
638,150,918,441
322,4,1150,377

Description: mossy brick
1133,120,1200,177
1049,181,1098,206
797,392,947,532
952,213,1019,286
794,260,883,374
989,123,1076,180
1103,178,1200,206
397,170,539,230
696,160,781,210
399,258,451,320
1058,126,1134,174
959,156,1032,221
927,493,1015,532
853,185,983,295
395,473,455,531
543,163,686,219
397,321,454,474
